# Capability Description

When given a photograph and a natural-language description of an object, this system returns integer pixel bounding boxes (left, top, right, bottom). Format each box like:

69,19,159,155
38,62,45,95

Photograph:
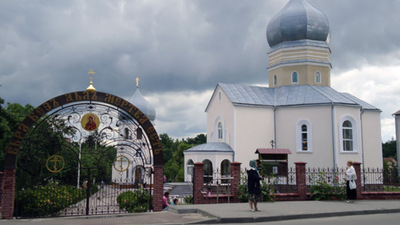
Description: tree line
0,97,206,184
0,96,397,183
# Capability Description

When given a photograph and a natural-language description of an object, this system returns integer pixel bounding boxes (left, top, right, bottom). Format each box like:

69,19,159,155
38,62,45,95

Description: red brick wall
193,162,241,204
295,162,307,200
153,166,163,212
0,171,3,209
1,169,16,219
193,163,204,204
353,162,363,200
230,162,241,203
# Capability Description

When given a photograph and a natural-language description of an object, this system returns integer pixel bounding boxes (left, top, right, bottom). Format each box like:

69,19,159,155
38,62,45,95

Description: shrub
116,188,152,213
183,195,193,204
15,183,86,217
237,170,275,202
309,172,346,201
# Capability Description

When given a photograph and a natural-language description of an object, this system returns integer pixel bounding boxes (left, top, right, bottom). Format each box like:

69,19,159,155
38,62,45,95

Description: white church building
111,80,157,185
184,0,383,182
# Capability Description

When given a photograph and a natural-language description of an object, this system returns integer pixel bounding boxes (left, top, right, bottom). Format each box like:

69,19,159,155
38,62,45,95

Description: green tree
0,98,116,189
160,133,174,163
0,99,35,170
382,139,397,159
161,133,206,182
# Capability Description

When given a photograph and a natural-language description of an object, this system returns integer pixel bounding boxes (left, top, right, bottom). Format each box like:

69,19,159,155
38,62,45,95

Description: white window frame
292,71,299,83
218,122,223,140
187,159,194,176
315,71,321,83
296,119,313,152
339,116,358,153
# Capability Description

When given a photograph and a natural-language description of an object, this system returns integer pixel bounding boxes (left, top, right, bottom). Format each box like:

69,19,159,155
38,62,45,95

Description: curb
171,207,400,224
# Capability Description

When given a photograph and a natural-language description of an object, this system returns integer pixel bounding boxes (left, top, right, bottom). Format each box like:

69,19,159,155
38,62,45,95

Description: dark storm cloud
0,0,399,139
314,0,400,72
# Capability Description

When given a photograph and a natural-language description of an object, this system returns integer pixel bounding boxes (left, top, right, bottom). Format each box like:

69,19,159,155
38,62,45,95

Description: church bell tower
267,0,331,87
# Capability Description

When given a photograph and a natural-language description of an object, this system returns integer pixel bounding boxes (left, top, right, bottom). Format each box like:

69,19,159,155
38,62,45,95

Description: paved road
222,213,400,225
3,200,400,225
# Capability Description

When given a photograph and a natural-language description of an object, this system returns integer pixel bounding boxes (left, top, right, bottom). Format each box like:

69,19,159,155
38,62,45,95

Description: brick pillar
0,171,4,208
295,162,307,200
352,162,362,200
193,163,204,204
153,165,163,212
230,162,241,202
1,169,16,219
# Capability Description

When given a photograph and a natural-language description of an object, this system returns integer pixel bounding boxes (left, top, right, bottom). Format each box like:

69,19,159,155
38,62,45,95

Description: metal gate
14,99,155,218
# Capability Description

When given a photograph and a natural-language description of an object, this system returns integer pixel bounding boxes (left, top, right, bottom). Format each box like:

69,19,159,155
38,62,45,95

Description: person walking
345,160,357,203
247,160,262,212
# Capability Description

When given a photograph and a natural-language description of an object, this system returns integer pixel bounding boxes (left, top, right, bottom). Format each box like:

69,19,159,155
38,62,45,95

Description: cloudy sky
0,0,399,142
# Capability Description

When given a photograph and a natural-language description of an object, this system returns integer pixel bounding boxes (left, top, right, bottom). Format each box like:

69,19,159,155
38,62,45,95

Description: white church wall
206,86,235,146
234,105,275,168
334,106,363,168
275,106,335,168
360,111,383,169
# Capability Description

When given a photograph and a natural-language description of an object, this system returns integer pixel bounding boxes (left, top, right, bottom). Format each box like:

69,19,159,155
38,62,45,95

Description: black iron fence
258,167,400,194
263,167,297,193
362,167,400,192
14,182,153,218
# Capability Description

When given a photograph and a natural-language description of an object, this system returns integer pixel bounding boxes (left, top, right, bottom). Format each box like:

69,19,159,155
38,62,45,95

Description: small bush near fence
116,188,152,213
15,182,95,217
183,195,193,204
238,171,275,202
309,172,346,201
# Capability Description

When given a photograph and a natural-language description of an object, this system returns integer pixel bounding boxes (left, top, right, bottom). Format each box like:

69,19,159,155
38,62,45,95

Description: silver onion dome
267,0,330,48
128,87,156,121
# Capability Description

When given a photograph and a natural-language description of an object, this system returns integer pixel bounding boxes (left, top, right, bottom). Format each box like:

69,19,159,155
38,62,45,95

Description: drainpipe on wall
274,106,277,149
233,106,236,162
393,111,400,179
331,103,337,171
360,109,365,172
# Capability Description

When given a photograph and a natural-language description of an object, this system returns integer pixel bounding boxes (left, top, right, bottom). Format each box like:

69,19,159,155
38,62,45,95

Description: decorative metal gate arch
2,91,164,218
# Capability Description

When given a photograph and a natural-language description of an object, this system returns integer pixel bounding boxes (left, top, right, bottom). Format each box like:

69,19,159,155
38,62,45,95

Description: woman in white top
345,160,357,203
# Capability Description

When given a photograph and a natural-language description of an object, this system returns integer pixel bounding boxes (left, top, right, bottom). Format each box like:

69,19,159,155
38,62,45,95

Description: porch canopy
255,148,291,161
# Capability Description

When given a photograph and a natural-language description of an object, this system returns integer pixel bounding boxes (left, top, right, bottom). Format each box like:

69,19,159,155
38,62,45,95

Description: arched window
187,159,194,178
301,125,308,151
296,120,312,152
218,122,223,140
340,116,358,152
342,120,353,151
124,128,130,139
273,75,277,86
203,159,213,183
315,72,321,83
218,92,222,102
220,159,231,184
292,72,298,83
136,128,143,140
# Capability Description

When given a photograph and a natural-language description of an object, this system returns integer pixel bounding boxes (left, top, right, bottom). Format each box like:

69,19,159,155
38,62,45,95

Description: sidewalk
1,200,400,224
171,200,400,224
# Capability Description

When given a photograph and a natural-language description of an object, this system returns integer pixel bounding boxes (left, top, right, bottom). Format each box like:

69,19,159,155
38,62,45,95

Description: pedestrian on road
247,160,262,212
163,192,170,209
345,160,357,203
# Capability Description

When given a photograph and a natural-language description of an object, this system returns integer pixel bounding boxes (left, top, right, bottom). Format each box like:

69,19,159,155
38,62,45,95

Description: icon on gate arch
113,155,130,172
46,155,65,173
81,113,100,132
